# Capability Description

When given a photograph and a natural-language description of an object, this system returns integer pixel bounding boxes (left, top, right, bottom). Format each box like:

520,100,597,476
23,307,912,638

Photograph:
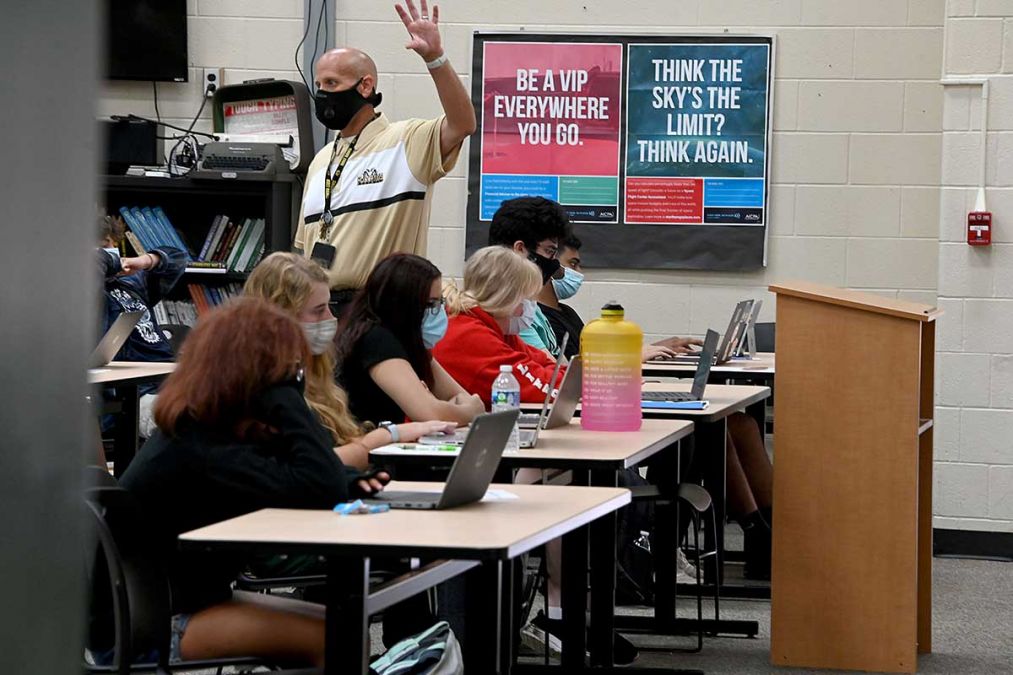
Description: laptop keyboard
642,391,696,402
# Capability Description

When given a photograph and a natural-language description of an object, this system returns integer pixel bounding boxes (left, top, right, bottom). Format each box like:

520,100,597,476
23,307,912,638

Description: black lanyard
320,116,376,238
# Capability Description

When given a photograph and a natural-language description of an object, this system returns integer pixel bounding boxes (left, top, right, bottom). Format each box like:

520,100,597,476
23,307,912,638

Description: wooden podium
768,282,941,674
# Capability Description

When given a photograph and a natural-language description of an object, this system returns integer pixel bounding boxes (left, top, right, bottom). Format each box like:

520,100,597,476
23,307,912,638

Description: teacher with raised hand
294,0,476,316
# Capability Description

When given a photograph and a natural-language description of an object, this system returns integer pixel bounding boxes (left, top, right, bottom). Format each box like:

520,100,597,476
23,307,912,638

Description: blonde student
245,252,454,468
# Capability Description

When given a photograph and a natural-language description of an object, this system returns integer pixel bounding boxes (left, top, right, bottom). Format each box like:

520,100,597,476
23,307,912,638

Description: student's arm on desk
370,358,480,425
430,359,485,419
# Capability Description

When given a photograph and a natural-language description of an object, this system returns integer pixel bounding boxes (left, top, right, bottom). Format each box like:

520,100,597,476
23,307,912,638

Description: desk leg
464,560,508,674
112,385,139,478
746,399,766,445
326,556,370,675
560,525,588,672
589,470,617,667
697,420,728,586
917,428,933,653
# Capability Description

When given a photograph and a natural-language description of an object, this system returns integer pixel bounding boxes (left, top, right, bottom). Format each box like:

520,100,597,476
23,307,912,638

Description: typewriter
191,142,288,180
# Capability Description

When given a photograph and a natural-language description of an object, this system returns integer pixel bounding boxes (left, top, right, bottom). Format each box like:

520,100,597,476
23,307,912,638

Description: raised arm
395,0,476,159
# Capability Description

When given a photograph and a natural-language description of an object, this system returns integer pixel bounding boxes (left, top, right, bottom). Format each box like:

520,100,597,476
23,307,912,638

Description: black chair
629,481,721,654
84,480,318,674
753,322,775,353
159,324,190,356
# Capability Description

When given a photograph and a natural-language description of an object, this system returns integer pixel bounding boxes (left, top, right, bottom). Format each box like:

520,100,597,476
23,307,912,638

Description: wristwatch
379,421,400,442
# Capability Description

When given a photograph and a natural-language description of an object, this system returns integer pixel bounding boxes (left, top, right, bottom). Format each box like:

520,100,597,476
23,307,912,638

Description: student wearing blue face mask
536,235,692,361
334,253,485,427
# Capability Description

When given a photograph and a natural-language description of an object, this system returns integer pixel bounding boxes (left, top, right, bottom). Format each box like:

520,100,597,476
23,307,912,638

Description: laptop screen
690,330,720,399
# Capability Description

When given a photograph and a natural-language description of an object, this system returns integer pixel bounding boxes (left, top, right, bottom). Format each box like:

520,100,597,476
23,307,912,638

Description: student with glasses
334,253,485,427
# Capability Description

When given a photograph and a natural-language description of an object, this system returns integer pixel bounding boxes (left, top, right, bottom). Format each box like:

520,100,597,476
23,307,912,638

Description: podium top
769,281,941,323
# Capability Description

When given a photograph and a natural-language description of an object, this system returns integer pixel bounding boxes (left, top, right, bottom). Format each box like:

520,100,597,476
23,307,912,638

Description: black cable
309,0,327,86
185,86,210,135
152,81,161,122
293,2,314,88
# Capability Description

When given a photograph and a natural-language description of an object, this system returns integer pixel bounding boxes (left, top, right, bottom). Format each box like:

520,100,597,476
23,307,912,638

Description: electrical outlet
202,68,224,98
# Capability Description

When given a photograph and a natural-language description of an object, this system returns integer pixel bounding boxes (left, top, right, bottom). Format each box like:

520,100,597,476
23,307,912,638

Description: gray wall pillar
0,1,98,671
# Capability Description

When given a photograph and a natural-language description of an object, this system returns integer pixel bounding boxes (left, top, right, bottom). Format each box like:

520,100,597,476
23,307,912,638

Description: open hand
642,344,678,362
653,336,704,353
399,420,458,442
395,0,443,61
120,252,159,274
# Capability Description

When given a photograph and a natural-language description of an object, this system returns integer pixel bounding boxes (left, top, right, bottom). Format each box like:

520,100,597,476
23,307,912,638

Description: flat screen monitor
106,0,188,82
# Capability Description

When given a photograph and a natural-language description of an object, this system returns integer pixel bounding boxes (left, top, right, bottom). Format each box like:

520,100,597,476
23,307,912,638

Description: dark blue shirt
99,246,185,365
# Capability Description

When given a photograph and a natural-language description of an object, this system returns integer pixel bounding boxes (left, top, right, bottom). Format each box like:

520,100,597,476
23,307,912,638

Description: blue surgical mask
551,267,584,300
506,299,537,335
421,304,448,349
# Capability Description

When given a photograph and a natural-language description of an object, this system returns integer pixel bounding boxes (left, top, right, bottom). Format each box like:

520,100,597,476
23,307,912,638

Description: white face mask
302,317,338,355
506,299,537,335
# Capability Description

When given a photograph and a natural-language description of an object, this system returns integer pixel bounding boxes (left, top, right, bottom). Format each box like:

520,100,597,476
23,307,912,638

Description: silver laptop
653,300,753,366
516,333,569,449
365,409,519,510
641,329,720,403
543,356,582,430
88,311,144,369
734,299,763,358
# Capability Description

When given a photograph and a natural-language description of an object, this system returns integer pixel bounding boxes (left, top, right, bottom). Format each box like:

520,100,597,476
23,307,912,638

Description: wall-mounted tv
106,0,188,82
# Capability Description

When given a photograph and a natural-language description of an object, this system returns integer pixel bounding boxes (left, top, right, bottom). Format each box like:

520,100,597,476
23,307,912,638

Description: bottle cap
499,365,513,373
601,301,625,317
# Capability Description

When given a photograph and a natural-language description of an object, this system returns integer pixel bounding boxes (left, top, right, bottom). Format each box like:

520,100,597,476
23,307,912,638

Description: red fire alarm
968,211,992,246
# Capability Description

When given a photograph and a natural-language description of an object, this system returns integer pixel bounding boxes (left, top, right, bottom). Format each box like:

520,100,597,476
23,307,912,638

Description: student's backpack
615,468,655,606
369,621,462,675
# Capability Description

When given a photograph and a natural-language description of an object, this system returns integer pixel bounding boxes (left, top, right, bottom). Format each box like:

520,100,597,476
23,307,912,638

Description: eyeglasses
425,297,445,314
537,245,559,259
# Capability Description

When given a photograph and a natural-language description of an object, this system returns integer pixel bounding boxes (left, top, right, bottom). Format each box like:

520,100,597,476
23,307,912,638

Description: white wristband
425,53,448,70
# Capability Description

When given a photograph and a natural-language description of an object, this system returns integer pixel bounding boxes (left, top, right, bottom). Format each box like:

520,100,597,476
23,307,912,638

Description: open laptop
423,333,569,450
543,356,582,430
650,300,753,366
734,299,763,358
641,329,719,403
365,409,519,510
88,311,144,369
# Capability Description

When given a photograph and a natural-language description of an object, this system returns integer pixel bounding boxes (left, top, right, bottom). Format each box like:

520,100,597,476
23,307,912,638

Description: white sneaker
676,548,699,584
519,623,562,657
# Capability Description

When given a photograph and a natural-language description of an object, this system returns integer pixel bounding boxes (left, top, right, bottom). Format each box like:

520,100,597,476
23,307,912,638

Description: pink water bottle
580,302,642,431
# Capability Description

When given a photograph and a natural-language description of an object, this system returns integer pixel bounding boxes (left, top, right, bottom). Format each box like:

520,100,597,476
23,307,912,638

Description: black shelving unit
103,174,300,289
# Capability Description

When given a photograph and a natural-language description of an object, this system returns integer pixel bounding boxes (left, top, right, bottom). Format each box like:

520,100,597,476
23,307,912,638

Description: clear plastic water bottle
491,364,521,452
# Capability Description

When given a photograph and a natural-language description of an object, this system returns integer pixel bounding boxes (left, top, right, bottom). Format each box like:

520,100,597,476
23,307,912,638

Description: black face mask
529,251,561,285
313,78,382,131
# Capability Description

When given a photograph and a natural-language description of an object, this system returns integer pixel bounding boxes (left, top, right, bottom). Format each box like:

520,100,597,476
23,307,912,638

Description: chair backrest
86,483,172,672
159,323,191,356
754,322,775,353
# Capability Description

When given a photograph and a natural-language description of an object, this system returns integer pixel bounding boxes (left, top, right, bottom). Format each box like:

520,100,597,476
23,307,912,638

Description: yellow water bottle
581,302,642,431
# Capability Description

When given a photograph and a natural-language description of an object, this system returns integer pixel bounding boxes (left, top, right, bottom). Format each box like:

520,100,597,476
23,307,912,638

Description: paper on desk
482,489,519,502
370,443,518,456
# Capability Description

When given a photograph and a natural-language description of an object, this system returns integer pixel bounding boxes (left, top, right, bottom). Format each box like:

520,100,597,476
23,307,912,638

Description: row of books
152,282,243,327
189,216,267,273
117,206,192,261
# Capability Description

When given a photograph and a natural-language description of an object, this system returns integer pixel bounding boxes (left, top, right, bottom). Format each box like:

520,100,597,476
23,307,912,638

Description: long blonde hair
444,246,542,318
244,252,362,444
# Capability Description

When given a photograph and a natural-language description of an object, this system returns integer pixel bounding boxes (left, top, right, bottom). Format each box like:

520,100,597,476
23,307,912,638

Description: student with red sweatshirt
434,246,565,406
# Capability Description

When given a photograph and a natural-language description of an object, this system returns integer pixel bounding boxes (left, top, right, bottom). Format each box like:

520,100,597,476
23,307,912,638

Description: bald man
294,0,476,310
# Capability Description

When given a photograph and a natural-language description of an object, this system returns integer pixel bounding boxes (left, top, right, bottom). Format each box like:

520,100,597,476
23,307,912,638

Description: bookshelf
103,174,299,324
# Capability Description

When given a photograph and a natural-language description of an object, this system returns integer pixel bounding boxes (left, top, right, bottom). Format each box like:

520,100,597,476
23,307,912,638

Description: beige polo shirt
294,113,461,290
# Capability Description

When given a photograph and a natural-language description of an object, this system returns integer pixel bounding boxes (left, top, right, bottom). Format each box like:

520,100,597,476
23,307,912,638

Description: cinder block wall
100,0,944,341
101,1,1013,534
933,0,1013,534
